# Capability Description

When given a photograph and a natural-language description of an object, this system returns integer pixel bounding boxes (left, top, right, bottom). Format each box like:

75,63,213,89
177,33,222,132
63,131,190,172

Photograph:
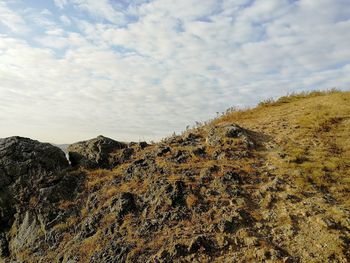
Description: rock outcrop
0,136,79,260
67,135,127,168
0,136,69,184
205,123,254,148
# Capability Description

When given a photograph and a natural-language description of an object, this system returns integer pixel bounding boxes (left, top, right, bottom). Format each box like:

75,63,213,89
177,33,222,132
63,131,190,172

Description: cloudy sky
0,0,350,143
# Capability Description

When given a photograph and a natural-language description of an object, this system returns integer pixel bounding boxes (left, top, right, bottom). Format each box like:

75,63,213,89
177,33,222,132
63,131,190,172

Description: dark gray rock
217,218,237,233
242,135,255,148
180,132,202,146
205,124,249,146
156,145,171,157
184,132,201,141
138,141,148,149
220,171,243,184
226,186,242,197
86,193,101,212
0,232,9,257
0,136,69,186
188,235,215,254
170,150,189,163
213,209,254,235
45,229,65,250
200,165,219,178
110,192,137,220
125,157,157,180
141,179,173,216
0,137,69,231
157,243,188,262
211,149,226,160
81,213,103,238
137,219,161,237
169,207,191,221
192,146,206,157
205,127,222,146
0,137,82,261
113,147,134,165
225,124,245,138
0,188,15,230
170,181,186,207
126,159,148,175
90,240,134,263
68,135,127,168
9,211,42,255
38,174,78,204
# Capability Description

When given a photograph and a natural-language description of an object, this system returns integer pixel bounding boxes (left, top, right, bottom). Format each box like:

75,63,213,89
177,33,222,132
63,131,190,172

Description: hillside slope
0,90,349,263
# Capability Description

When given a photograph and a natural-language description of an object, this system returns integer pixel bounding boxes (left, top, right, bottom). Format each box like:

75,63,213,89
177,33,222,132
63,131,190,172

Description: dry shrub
78,232,102,262
100,213,117,228
58,200,77,210
86,169,115,189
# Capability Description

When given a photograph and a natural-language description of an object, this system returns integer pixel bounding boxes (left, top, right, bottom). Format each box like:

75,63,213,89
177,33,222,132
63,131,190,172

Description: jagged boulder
0,136,71,260
68,135,127,168
0,136,69,186
0,137,70,226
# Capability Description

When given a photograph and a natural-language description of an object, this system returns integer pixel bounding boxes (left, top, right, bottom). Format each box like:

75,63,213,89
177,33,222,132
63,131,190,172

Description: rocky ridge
0,91,349,262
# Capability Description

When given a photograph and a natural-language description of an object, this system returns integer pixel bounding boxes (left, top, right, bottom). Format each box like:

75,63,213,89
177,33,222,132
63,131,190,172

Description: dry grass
100,185,119,199
215,89,350,205
29,196,39,209
186,194,198,208
257,89,341,107
85,169,115,189
100,213,117,228
53,216,80,231
78,232,102,262
58,200,77,210
50,89,349,263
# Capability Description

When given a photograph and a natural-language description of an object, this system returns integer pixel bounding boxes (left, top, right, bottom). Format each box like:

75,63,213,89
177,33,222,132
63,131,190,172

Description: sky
0,0,350,144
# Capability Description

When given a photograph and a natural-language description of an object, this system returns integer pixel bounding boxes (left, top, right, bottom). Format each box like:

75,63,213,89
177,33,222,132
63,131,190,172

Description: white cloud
36,35,68,49
79,0,125,24
60,15,71,26
137,0,219,21
54,0,68,9
58,0,126,24
0,0,350,143
0,2,28,33
41,9,52,16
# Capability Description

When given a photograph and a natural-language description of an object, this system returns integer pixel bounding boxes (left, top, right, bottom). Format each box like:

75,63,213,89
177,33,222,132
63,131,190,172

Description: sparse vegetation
258,88,341,107
1,89,349,262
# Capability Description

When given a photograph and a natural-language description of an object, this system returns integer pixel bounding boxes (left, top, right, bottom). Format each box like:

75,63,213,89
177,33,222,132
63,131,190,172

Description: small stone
110,192,137,220
192,146,206,157
170,181,186,207
220,171,243,184
156,145,171,156
225,124,244,138
138,141,148,149
171,150,189,163
188,235,214,254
